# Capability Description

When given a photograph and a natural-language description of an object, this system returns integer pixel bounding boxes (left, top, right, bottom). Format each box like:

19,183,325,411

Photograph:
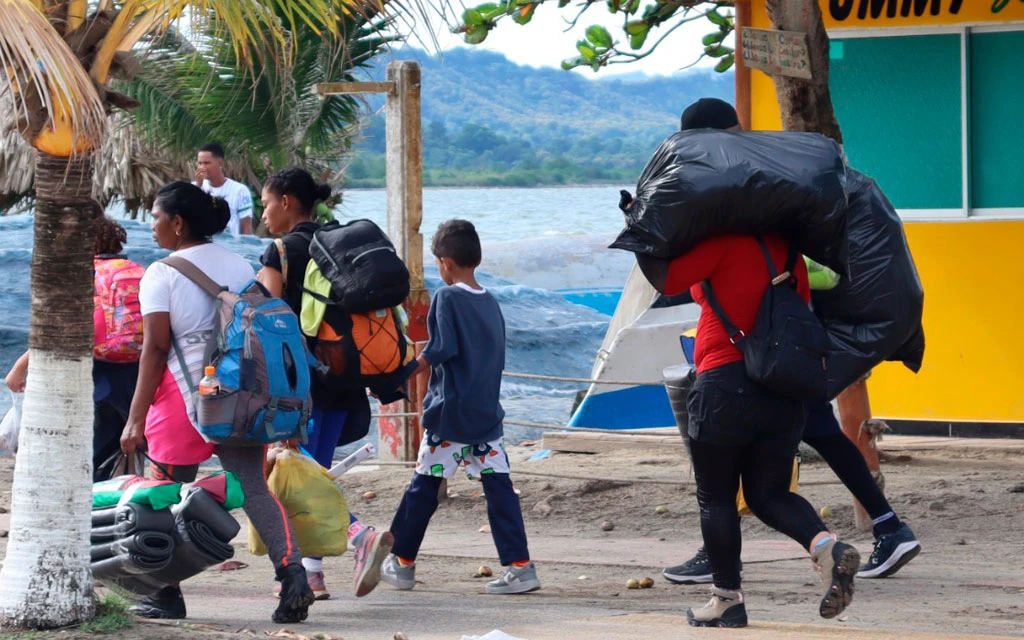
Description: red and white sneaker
307,570,331,601
353,527,394,597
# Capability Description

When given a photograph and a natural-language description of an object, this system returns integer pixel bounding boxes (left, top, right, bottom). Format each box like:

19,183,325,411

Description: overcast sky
389,1,730,78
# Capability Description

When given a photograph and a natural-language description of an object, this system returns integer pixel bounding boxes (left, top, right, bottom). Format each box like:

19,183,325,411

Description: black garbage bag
611,129,850,275
813,169,925,397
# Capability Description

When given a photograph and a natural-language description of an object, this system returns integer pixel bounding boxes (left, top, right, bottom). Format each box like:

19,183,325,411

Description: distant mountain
347,48,735,187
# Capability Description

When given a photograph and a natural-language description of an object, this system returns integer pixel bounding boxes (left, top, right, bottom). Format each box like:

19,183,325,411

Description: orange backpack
275,238,409,388
93,257,145,362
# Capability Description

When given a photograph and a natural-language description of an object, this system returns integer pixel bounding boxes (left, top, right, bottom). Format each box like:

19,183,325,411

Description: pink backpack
93,258,145,362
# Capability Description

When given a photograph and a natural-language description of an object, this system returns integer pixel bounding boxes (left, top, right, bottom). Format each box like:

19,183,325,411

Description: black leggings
803,432,893,522
690,439,828,590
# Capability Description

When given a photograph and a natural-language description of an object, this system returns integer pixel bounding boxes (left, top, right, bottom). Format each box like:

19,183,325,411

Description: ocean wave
0,215,611,435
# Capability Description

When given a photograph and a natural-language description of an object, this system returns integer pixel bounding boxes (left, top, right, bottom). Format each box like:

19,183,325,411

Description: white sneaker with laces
380,554,416,591
486,562,541,594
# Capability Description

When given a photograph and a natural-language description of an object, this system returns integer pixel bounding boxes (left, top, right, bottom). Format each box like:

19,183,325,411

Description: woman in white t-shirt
120,182,314,623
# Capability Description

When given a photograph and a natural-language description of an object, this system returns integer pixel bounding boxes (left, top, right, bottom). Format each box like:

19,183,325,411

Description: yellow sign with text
822,0,1024,28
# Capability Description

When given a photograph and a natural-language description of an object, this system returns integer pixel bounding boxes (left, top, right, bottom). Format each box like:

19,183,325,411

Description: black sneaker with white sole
663,546,742,585
857,522,921,579
130,585,186,620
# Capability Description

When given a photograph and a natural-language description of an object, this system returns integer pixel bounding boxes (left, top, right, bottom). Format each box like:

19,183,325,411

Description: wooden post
836,377,886,532
378,61,426,463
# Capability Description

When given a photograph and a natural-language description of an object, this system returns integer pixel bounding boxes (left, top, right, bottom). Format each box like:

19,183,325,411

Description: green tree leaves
459,1,737,74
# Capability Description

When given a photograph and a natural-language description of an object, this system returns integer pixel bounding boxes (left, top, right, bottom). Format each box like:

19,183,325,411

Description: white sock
301,557,323,573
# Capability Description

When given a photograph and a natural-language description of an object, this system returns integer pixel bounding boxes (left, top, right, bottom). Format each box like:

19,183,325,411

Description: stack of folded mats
90,474,243,595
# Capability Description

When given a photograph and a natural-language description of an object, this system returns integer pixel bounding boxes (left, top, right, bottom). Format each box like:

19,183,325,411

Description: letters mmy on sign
741,27,812,80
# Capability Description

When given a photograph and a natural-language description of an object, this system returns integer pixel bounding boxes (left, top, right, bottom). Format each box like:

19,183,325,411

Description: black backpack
701,237,830,402
309,219,410,314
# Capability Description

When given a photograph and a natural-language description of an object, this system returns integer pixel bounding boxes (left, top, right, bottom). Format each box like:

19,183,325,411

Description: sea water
0,185,637,444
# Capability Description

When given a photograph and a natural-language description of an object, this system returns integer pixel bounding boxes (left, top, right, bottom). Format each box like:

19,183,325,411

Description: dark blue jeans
390,473,530,566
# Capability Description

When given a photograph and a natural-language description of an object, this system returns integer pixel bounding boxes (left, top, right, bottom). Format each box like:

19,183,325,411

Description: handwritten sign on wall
741,27,812,80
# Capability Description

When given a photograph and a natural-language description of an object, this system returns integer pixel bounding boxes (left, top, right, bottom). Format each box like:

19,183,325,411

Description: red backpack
93,258,145,362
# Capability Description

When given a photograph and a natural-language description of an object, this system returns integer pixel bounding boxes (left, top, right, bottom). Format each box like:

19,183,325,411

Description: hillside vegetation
346,49,733,188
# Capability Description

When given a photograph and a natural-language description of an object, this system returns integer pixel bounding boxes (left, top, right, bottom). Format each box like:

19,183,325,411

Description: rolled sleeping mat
91,523,127,545
128,528,233,589
91,548,173,581
110,527,229,596
173,488,241,542
90,531,175,563
91,502,175,545
92,507,118,527
181,520,234,561
116,501,177,534
116,489,238,594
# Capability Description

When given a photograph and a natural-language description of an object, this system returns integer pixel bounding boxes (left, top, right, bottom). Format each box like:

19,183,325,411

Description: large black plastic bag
812,169,925,397
611,130,850,275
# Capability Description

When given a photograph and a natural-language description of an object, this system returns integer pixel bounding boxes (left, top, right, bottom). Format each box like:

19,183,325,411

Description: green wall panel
970,31,1024,209
830,35,963,210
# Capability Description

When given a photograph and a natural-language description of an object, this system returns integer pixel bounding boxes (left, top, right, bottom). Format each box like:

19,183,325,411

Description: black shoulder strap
701,236,799,344
754,236,798,286
700,281,745,344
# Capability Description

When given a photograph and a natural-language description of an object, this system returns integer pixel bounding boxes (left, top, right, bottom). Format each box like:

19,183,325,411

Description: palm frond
0,0,106,151
0,89,36,202
92,0,396,85
120,5,396,188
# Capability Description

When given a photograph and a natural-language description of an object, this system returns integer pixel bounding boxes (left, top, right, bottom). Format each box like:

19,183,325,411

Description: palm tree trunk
0,152,96,628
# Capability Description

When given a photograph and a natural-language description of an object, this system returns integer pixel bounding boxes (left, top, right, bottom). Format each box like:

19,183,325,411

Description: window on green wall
829,34,963,212
829,29,1024,217
970,30,1024,212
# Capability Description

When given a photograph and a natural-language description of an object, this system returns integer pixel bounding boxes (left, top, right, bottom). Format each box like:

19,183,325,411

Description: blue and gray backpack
161,256,312,445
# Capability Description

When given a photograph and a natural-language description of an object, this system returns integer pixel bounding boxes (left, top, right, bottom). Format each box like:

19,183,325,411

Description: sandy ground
0,441,1023,639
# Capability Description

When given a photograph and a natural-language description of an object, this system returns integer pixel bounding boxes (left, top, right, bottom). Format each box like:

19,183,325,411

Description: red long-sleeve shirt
664,234,810,374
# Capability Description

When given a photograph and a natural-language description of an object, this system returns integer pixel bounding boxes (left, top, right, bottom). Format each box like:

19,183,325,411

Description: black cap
680,98,740,131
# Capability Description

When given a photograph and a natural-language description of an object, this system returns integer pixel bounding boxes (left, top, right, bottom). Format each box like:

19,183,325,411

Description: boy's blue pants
389,473,530,566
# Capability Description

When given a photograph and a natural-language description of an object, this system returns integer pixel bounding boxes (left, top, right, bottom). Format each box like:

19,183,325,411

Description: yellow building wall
870,221,1024,422
746,2,1024,423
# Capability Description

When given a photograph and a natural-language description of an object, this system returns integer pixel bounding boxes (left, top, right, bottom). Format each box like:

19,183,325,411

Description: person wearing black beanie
661,98,920,611
680,97,742,131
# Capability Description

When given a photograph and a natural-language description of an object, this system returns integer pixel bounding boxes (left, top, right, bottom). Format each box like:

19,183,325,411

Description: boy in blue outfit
381,219,540,595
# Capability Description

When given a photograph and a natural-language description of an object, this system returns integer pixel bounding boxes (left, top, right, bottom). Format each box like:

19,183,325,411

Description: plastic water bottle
198,366,221,397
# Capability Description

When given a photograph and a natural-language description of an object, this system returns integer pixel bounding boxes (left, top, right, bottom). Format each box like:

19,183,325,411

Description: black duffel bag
612,130,850,276
309,219,410,314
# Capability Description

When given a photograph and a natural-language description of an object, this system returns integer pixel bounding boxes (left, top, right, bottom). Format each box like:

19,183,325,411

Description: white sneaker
486,562,541,594
380,554,416,591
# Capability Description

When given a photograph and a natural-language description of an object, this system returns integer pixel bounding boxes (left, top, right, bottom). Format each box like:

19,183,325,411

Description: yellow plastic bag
249,448,348,557
736,457,800,517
